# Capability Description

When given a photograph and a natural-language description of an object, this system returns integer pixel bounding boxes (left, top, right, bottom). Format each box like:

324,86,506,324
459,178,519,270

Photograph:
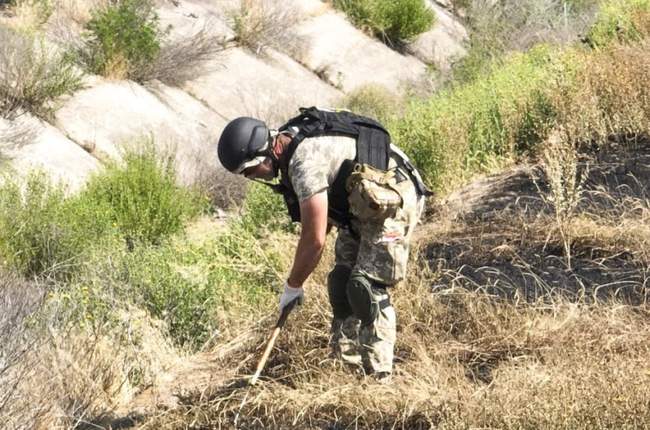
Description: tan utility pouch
346,163,403,221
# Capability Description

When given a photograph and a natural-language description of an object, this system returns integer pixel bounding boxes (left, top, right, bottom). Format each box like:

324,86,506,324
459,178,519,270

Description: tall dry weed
536,131,587,269
228,0,307,56
145,25,226,86
0,271,47,429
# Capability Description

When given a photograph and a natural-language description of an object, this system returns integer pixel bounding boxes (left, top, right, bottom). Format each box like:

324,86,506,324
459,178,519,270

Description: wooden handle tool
249,298,299,385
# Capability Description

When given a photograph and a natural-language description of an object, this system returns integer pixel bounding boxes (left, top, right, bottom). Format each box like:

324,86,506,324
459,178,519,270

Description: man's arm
287,190,328,288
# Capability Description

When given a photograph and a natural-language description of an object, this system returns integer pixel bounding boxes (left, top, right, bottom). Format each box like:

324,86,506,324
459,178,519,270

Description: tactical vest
272,107,428,226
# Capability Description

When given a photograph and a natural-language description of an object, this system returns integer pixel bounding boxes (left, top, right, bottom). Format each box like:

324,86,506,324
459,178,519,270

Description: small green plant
77,0,161,81
333,0,435,47
81,145,204,245
238,182,294,235
0,25,83,120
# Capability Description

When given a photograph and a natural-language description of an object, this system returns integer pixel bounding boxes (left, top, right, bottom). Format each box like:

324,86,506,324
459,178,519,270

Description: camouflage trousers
328,172,423,374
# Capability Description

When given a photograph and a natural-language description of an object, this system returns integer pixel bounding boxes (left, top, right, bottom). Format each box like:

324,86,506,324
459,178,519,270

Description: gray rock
408,1,468,71
156,0,234,43
292,9,428,93
0,114,100,193
183,47,343,126
54,78,224,186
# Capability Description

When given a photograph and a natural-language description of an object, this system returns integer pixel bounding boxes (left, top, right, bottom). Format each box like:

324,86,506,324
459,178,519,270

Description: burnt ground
422,140,650,304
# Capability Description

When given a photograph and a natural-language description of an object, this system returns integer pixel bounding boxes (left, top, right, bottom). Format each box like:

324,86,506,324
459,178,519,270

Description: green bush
586,0,650,47
77,0,161,82
333,0,435,46
238,182,294,235
81,146,204,246
0,172,112,278
72,218,282,349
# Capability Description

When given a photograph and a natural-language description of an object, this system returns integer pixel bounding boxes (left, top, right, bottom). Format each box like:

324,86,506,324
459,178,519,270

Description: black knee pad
346,272,388,326
328,265,353,319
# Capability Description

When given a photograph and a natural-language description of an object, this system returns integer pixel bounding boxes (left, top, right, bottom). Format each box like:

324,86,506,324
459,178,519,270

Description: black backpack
273,107,428,225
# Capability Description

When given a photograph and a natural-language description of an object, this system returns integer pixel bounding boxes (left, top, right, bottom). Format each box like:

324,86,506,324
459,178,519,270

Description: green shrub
238,182,294,235
0,25,83,120
0,172,112,278
113,245,219,348
72,219,282,349
81,146,204,246
333,0,435,46
585,0,650,47
77,0,161,82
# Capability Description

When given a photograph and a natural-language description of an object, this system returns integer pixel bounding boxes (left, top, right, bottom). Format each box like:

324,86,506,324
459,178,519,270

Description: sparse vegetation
586,0,650,47
0,25,82,120
146,25,226,86
75,0,161,81
453,0,599,82
340,83,402,124
228,0,305,56
333,0,435,47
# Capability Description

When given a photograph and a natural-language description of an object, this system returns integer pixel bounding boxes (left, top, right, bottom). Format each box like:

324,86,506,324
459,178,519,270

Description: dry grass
0,0,52,31
139,260,650,429
1,306,181,429
136,147,650,429
0,271,47,430
144,24,226,86
227,0,307,57
0,24,82,120
551,42,650,149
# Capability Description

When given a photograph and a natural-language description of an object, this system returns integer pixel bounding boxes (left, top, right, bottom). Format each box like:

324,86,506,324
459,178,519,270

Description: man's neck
273,133,292,166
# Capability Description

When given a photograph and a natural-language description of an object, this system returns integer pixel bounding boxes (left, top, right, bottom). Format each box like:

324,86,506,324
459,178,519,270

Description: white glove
279,281,304,313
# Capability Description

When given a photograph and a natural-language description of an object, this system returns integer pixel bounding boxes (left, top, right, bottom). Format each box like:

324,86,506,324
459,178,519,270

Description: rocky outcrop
183,47,343,126
409,0,468,71
1,115,100,193
54,77,223,186
293,6,427,93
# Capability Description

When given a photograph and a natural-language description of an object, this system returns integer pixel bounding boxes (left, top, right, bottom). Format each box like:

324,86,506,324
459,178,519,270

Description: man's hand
279,281,304,313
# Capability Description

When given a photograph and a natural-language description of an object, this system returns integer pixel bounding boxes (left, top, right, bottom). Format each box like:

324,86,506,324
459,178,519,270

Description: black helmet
218,117,270,173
